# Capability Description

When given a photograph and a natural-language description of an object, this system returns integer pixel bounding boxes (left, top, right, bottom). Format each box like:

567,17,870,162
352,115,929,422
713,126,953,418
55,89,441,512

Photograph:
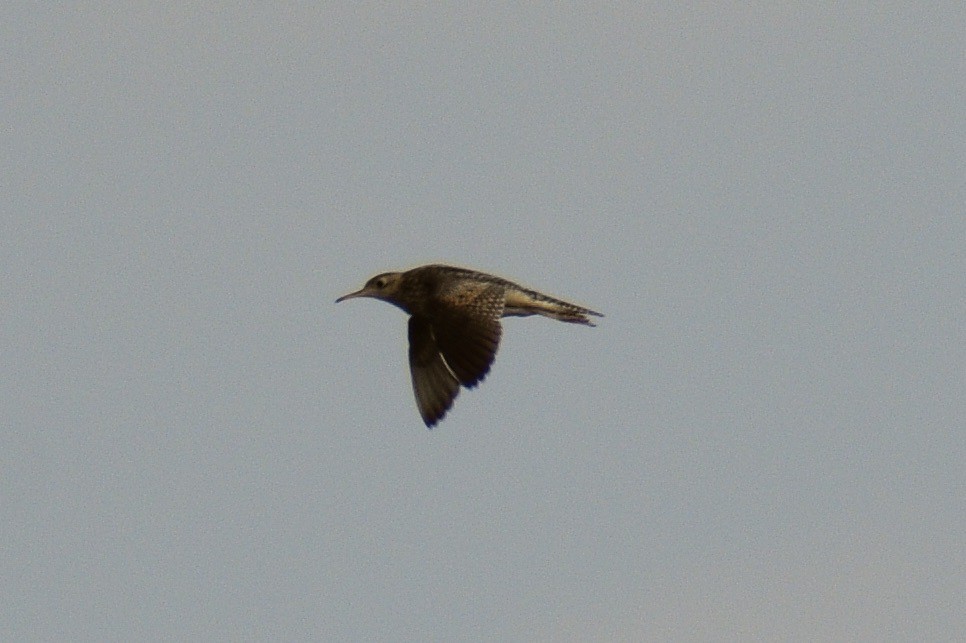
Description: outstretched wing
431,282,504,388
408,316,460,428
406,283,505,427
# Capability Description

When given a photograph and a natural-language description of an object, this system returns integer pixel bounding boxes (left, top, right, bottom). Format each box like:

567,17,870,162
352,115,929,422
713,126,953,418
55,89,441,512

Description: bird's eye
375,278,386,288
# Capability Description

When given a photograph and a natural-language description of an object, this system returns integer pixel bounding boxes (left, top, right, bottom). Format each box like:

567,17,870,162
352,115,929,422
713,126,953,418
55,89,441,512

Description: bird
336,264,602,428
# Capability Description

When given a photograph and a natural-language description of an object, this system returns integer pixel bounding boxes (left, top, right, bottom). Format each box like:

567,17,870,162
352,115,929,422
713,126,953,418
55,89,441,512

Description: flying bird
336,264,602,427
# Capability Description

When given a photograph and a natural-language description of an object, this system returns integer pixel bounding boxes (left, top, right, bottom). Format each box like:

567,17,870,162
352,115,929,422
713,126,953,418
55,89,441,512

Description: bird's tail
504,289,603,326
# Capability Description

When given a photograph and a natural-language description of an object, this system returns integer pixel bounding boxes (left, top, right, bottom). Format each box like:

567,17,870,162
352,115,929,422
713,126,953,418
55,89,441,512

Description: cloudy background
3,4,963,640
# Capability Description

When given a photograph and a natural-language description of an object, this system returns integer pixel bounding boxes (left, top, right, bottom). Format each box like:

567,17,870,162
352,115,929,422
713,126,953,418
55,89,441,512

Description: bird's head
335,272,405,305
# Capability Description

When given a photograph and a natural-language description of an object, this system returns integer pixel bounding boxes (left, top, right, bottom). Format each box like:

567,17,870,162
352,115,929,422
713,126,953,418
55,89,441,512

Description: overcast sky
3,4,964,640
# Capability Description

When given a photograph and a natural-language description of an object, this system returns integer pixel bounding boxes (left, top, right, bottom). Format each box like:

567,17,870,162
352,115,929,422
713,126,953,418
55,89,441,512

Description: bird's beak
335,288,369,303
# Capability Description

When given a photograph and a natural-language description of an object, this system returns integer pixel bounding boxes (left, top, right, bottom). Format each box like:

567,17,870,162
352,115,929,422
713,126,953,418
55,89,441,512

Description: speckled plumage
336,264,602,427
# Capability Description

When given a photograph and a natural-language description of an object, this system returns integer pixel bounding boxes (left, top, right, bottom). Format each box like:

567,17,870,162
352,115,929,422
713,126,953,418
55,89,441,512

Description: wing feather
408,316,460,427
431,283,504,388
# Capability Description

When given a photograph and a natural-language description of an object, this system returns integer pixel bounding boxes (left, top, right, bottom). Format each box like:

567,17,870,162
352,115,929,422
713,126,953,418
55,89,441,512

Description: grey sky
3,4,964,640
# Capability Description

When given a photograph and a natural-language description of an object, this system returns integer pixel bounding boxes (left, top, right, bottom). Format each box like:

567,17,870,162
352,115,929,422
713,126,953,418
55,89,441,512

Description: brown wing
431,283,504,388
408,316,460,428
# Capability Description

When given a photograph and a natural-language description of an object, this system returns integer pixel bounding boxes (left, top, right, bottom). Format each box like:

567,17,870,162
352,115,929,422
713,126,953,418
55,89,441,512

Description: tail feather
542,305,603,326
503,288,603,326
